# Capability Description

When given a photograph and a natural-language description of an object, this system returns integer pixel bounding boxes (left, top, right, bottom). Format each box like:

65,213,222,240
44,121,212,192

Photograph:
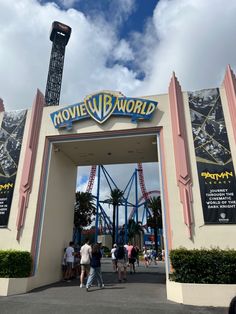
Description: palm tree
74,191,96,244
147,196,162,255
127,219,143,243
106,188,124,245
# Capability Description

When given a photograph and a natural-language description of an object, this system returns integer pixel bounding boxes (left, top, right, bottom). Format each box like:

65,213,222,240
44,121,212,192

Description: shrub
103,246,110,253
102,246,111,257
0,250,32,278
169,248,236,284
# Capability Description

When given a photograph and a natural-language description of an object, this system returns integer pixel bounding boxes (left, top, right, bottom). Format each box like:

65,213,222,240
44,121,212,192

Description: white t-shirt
80,243,92,265
111,248,117,260
66,246,74,263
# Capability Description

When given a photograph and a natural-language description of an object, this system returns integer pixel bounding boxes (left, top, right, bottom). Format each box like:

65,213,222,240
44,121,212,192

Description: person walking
111,244,117,272
127,242,135,274
86,243,104,291
130,246,138,273
115,244,127,283
80,238,92,288
143,247,149,267
65,241,75,282
135,246,140,266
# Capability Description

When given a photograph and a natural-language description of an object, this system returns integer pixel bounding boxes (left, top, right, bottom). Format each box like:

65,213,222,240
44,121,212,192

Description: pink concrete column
30,138,50,265
223,65,236,144
159,129,173,250
16,89,45,240
168,73,193,238
0,98,5,112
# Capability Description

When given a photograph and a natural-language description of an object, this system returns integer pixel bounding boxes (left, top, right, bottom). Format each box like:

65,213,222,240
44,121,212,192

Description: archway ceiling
54,134,158,166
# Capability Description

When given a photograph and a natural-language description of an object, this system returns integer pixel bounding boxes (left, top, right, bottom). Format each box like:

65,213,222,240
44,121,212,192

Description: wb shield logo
84,92,118,124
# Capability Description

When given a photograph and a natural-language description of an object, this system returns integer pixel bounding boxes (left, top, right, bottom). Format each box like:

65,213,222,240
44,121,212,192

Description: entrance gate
0,68,236,304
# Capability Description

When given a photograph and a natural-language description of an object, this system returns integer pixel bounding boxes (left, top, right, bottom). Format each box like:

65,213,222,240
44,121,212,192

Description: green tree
106,188,124,245
74,191,96,244
147,196,162,254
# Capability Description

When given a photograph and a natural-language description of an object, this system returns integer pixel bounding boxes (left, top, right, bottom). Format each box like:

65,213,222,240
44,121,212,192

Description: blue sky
45,0,158,37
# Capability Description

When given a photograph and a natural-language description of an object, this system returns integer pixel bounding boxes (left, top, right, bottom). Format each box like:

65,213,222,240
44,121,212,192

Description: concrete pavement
0,259,228,314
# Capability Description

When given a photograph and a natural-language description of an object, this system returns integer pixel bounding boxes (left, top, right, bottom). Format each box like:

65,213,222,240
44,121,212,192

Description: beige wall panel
29,146,76,289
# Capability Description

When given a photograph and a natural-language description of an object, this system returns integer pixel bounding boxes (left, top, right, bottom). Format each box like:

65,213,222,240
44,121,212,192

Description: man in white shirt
80,238,92,288
111,244,117,272
65,241,75,282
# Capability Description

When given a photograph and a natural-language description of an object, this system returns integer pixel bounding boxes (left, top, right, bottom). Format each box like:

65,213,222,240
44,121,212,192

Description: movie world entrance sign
50,91,158,129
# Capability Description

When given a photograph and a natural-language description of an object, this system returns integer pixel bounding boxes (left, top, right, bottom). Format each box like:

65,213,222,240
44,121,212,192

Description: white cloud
1,0,235,109
112,39,134,62
134,0,236,95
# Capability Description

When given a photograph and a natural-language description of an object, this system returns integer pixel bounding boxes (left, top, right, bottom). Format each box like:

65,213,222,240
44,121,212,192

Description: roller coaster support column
95,165,101,242
125,200,128,244
135,169,139,223
116,204,119,244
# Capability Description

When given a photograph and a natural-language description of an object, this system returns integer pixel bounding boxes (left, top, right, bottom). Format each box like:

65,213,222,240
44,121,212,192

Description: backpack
115,246,125,259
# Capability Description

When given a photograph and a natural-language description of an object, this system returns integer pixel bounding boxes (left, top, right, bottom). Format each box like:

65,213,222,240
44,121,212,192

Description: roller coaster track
128,189,160,221
86,163,150,200
137,162,149,201
86,165,97,193
85,164,160,230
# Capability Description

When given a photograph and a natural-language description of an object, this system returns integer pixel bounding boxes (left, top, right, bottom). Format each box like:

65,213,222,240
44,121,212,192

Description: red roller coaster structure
86,165,97,193
86,163,160,221
86,163,150,198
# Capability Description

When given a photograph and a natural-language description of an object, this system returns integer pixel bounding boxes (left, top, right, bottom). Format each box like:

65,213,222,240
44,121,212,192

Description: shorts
81,264,90,273
66,262,73,270
117,259,127,271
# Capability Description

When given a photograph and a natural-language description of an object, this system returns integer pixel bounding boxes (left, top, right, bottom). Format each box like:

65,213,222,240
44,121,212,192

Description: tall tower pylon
45,21,72,106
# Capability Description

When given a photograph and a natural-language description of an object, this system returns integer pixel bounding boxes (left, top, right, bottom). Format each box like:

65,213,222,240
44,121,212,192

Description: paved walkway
0,259,228,314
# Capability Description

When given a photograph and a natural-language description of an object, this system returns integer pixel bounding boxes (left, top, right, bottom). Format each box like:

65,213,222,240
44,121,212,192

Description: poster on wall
188,88,236,224
0,110,27,227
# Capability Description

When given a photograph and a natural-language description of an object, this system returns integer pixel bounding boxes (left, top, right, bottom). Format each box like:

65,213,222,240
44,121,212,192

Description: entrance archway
30,128,164,288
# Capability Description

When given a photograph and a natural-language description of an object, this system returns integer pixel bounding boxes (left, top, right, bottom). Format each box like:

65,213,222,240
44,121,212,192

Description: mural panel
188,88,236,224
0,110,27,227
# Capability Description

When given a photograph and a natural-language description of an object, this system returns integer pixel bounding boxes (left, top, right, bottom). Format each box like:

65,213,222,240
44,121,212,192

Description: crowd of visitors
62,239,162,291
